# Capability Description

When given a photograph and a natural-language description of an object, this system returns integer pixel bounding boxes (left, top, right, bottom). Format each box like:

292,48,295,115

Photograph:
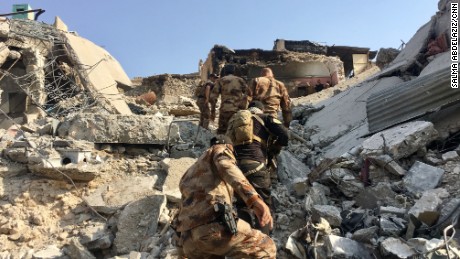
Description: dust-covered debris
0,1,459,258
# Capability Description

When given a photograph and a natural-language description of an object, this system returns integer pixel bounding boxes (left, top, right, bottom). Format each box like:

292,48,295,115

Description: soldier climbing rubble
172,135,276,258
248,67,292,128
195,73,219,129
210,65,250,134
226,100,289,235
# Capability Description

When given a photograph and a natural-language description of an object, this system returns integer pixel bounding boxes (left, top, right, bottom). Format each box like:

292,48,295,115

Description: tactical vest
226,110,265,146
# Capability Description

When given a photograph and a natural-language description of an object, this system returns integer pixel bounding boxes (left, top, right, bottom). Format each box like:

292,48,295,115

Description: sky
1,1,439,79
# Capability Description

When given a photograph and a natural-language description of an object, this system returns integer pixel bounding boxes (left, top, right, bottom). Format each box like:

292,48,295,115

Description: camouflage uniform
196,81,213,129
249,77,292,127
210,75,249,134
233,110,289,234
175,144,276,259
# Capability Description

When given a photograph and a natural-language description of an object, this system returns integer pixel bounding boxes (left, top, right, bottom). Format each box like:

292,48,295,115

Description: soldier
227,101,289,234
210,65,249,134
248,67,292,128
196,73,218,129
174,135,276,259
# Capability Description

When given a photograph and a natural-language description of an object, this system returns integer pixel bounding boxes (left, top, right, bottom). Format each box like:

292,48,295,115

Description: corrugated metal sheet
367,68,460,134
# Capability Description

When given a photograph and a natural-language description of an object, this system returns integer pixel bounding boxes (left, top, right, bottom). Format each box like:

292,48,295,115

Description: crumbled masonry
0,1,459,258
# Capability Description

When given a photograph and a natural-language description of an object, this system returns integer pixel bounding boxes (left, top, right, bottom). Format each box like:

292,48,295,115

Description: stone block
325,235,373,259
442,151,460,162
403,161,444,194
408,188,448,221
312,205,342,227
380,237,416,258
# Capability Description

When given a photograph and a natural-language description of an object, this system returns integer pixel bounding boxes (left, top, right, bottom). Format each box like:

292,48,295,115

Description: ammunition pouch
214,202,238,235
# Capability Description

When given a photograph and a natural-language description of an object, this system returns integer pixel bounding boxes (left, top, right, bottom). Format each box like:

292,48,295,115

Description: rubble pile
0,1,458,259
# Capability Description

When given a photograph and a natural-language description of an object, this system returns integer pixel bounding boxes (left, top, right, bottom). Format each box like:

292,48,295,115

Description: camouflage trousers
217,110,236,134
197,99,210,129
181,220,276,259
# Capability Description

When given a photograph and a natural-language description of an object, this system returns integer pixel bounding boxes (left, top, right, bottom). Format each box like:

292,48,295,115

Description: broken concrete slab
406,238,444,254
311,205,342,227
305,76,404,159
403,161,445,194
442,151,460,162
28,161,101,182
420,52,450,76
378,216,406,237
304,183,330,210
63,33,132,115
114,195,166,255
361,121,438,160
380,237,416,258
278,150,310,184
83,176,159,214
57,113,176,144
378,18,433,78
325,235,373,259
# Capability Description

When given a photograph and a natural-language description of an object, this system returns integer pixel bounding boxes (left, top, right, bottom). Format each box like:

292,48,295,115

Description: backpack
226,110,264,146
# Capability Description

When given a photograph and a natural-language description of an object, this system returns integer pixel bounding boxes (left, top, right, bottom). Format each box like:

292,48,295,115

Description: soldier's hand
252,198,273,230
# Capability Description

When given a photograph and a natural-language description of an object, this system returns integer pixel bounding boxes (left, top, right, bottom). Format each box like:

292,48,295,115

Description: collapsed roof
0,17,132,129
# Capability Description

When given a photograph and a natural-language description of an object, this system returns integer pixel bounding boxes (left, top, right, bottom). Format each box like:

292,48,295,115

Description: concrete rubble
0,1,459,258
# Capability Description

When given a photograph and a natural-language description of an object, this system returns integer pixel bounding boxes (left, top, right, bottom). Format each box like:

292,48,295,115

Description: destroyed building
199,39,377,98
0,1,459,259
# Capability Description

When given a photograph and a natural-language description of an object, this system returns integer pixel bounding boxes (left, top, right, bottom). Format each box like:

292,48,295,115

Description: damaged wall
275,39,378,77
199,45,345,98
0,17,133,131
140,73,200,100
